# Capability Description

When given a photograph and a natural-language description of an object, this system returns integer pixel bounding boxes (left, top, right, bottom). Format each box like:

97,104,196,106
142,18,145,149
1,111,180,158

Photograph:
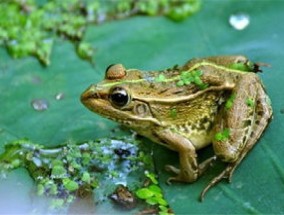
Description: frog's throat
100,62,247,88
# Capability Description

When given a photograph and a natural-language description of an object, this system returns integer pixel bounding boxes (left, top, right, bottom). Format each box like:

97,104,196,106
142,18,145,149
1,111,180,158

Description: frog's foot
198,156,217,176
165,156,216,185
166,171,198,185
165,165,197,184
199,163,235,202
165,165,180,175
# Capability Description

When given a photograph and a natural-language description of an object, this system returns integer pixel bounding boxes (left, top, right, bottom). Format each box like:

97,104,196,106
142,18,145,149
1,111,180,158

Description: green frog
81,56,272,200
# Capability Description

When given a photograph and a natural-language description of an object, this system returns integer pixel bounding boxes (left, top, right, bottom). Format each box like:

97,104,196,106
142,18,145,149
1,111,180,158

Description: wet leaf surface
1,0,284,214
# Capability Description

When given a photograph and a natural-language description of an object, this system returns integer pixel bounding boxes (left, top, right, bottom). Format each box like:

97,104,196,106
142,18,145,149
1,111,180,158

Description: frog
80,56,273,201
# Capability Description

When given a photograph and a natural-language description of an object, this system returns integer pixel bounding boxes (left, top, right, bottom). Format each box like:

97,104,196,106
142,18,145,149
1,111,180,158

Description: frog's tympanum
81,56,272,200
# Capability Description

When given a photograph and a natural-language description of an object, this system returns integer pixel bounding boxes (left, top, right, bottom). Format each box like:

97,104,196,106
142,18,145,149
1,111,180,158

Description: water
31,99,49,111
55,92,65,100
229,13,250,30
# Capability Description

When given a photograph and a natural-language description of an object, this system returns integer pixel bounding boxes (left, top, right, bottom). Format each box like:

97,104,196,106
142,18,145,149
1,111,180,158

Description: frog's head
80,64,162,130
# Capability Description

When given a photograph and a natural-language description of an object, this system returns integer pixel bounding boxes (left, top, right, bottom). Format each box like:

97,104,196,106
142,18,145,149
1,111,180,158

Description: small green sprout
215,128,230,142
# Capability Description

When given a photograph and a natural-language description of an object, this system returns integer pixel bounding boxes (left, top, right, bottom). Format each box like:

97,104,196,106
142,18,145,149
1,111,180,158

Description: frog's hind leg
200,74,272,201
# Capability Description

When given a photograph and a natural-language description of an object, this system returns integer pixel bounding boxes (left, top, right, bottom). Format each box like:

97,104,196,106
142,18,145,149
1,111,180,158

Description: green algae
0,0,200,65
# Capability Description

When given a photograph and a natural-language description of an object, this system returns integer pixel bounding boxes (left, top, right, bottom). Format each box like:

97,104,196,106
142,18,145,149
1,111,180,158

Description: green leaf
148,184,162,194
81,172,91,183
136,188,154,199
63,179,79,192
51,165,67,177
145,172,158,184
146,197,159,205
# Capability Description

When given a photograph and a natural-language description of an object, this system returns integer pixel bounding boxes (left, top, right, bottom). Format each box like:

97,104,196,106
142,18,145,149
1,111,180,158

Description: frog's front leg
154,129,215,183
200,73,272,201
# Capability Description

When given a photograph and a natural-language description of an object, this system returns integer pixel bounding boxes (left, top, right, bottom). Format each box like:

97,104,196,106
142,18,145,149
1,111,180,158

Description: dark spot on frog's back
200,116,210,124
198,124,207,131
158,88,170,94
257,110,264,116
243,119,252,127
191,124,197,130
242,136,247,144
173,90,184,95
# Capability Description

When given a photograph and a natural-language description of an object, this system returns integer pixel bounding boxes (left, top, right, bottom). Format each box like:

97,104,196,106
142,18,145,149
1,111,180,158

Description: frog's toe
198,156,217,175
165,165,180,175
166,173,197,184
166,175,185,185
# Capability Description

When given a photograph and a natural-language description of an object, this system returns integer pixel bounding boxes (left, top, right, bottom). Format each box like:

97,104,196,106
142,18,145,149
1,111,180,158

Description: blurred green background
1,0,284,214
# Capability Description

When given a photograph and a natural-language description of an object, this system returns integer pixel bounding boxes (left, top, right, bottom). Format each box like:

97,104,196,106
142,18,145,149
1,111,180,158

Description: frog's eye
109,87,130,107
105,64,126,80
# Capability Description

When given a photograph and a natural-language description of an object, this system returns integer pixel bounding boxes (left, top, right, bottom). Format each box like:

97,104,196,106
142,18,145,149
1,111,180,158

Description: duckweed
246,98,255,107
136,171,172,214
0,0,200,65
177,70,208,89
0,137,154,211
225,93,236,110
215,128,230,142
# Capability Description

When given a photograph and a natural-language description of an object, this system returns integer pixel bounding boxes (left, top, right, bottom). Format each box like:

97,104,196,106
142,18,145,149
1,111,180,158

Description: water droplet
55,92,65,100
229,13,250,30
31,99,49,111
